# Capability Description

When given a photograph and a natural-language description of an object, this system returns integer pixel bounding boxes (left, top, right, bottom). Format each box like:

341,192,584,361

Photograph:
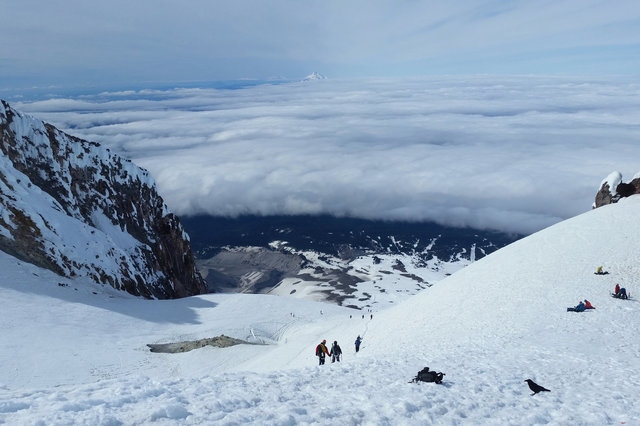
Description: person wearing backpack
316,339,329,365
330,341,342,362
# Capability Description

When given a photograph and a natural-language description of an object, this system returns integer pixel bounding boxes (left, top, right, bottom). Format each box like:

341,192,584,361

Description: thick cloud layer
16,76,640,234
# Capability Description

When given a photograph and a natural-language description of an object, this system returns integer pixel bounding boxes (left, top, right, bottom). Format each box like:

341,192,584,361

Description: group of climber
594,267,629,298
315,335,363,365
567,299,595,312
568,267,631,312
613,283,629,299
315,339,342,365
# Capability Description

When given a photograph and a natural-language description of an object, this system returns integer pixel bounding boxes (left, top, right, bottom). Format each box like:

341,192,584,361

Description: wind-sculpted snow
0,100,206,298
1,196,640,424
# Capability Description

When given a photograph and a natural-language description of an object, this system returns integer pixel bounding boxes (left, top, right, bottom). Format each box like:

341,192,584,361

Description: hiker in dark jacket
355,336,362,353
316,339,329,365
330,341,342,362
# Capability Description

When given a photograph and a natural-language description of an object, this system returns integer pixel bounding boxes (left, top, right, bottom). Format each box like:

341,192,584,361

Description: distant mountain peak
303,72,327,81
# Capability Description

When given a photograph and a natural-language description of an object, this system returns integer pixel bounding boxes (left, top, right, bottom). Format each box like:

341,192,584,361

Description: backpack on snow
411,367,445,384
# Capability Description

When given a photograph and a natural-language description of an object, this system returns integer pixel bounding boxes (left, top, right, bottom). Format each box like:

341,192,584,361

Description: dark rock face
594,171,640,208
0,100,206,298
616,182,639,198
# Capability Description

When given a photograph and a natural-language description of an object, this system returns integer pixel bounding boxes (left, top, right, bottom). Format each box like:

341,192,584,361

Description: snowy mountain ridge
0,100,206,298
198,244,472,309
184,214,519,309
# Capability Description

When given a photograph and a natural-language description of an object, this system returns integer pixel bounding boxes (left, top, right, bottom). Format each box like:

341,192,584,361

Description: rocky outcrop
594,171,640,208
0,100,207,298
147,335,256,353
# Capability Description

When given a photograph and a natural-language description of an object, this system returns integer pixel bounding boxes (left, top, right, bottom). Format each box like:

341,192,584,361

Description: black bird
525,379,550,396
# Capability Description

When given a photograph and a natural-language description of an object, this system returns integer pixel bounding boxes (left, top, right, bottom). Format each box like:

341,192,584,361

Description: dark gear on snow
410,367,445,384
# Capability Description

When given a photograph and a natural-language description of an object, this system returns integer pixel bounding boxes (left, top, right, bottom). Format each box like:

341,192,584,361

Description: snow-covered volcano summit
303,71,327,81
1,191,639,423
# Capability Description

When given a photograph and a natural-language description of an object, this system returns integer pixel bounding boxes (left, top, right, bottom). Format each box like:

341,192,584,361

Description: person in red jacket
614,286,628,299
315,339,330,365
584,299,595,309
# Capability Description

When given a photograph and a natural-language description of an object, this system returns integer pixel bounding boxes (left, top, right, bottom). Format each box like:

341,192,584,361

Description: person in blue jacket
619,288,628,299
355,335,362,352
567,301,586,312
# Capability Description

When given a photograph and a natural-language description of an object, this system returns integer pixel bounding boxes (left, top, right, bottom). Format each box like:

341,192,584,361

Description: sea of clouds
14,76,640,235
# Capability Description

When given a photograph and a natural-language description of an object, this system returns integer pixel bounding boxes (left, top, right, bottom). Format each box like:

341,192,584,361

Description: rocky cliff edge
0,100,207,298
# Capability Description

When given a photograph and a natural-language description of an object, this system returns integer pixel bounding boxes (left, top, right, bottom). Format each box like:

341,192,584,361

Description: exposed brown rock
147,335,256,353
594,172,640,209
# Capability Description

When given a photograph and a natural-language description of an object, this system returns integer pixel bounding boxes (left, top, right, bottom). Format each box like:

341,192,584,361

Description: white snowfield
1,196,639,425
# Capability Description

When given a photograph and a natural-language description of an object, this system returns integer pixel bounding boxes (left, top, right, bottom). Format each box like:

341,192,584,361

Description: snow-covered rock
0,100,206,298
594,170,640,208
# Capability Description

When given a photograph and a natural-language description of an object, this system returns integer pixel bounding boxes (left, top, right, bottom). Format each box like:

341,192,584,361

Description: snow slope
1,197,640,425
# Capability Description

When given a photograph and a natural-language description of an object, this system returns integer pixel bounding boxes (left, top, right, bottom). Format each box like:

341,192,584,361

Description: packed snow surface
1,197,640,425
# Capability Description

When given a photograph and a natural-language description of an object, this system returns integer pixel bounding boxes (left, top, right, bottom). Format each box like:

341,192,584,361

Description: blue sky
2,0,640,92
